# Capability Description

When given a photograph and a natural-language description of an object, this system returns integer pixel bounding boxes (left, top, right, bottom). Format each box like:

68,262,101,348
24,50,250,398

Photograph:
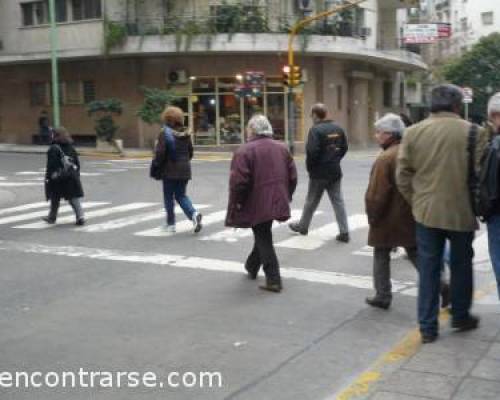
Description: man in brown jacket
365,114,417,309
396,84,488,343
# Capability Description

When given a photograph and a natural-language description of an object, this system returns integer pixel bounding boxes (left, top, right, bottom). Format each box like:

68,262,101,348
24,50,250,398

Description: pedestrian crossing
0,200,372,252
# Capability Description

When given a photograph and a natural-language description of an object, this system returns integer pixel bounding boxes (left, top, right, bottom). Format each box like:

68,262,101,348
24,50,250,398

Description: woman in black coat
43,127,85,225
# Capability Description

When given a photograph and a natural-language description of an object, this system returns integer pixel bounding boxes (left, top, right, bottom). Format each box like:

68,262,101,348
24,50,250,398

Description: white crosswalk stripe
0,202,108,225
0,182,41,187
353,245,405,260
276,214,368,250
0,202,47,217
14,203,155,229
200,209,321,243
135,210,227,237
80,205,210,233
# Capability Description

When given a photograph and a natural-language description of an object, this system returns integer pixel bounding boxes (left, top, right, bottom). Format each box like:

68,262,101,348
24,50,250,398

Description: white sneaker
164,225,176,233
192,212,203,233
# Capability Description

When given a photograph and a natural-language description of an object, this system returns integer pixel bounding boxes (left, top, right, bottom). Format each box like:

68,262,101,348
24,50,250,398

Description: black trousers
245,221,281,285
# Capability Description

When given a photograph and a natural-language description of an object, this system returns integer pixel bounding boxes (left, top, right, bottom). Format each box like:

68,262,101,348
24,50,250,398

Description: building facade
0,0,425,148
424,0,500,64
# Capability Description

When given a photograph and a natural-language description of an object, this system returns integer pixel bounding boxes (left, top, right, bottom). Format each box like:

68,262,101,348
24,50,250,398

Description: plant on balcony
104,20,127,53
137,87,176,126
87,99,123,142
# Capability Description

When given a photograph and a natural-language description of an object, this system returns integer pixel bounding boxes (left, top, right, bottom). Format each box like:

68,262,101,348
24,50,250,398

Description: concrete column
348,77,370,147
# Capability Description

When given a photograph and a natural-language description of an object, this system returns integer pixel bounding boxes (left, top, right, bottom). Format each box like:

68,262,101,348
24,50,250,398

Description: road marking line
80,172,104,177
135,210,227,237
0,240,416,292
0,202,47,217
14,171,44,176
0,202,107,225
200,210,321,243
276,214,368,250
80,205,210,233
353,246,405,260
0,182,41,187
13,203,153,229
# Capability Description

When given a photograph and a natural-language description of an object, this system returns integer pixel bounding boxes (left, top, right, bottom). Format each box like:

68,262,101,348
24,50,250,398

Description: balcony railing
108,12,369,40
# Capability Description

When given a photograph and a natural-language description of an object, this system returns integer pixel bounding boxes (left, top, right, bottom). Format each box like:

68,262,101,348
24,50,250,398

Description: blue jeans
416,223,474,336
487,214,500,298
162,179,196,226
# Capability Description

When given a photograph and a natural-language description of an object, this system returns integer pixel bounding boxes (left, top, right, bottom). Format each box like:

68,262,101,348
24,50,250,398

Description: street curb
331,282,497,400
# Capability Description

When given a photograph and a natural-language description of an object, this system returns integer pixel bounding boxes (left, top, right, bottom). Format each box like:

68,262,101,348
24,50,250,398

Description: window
72,0,102,21
460,17,468,32
481,12,494,26
22,3,35,26
55,0,67,23
383,81,393,108
65,81,82,104
30,82,48,106
21,0,67,26
83,81,96,103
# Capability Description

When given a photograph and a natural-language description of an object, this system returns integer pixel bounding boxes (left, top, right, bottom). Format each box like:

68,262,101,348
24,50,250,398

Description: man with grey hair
289,103,350,242
365,113,417,309
485,92,500,298
397,84,488,343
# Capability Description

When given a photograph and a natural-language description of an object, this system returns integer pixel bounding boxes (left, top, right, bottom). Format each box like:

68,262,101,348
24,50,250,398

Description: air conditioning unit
168,70,188,85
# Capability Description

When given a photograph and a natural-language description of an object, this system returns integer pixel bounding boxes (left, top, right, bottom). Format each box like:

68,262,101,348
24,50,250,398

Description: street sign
463,87,473,104
403,23,452,44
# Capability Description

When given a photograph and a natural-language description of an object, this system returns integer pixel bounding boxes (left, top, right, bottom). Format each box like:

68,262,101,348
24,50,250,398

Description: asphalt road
0,152,497,400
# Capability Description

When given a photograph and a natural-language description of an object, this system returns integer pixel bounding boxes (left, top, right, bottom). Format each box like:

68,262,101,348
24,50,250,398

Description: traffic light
282,65,291,87
290,65,302,87
282,65,302,87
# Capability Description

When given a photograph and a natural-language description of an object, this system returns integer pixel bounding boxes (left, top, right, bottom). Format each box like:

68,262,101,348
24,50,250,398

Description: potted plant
87,98,124,154
137,87,176,149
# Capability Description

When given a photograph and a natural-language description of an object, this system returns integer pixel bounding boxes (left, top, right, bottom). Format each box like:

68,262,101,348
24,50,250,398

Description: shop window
267,93,285,141
383,81,393,108
30,82,49,106
219,94,242,144
192,95,217,145
72,0,102,21
192,78,216,94
83,80,96,103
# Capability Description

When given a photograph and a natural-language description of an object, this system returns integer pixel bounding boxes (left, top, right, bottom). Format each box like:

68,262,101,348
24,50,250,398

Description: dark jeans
416,223,474,336
298,178,349,234
162,179,196,226
245,221,281,285
487,214,500,298
49,196,84,221
373,247,417,302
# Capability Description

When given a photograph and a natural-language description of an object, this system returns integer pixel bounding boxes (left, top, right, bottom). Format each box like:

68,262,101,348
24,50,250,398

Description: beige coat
396,112,489,232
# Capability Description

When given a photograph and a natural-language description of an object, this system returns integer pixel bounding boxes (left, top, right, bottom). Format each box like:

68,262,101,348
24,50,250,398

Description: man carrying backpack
485,93,500,298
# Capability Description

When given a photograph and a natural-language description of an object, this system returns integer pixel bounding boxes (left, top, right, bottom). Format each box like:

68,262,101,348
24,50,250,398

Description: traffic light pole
48,0,60,128
285,0,366,153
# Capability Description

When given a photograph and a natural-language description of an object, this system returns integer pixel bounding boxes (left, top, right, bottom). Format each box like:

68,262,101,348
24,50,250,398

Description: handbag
51,145,78,182
149,127,175,180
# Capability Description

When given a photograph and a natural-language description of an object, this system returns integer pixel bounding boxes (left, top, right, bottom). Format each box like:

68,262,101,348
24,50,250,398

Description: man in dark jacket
226,115,297,293
289,103,349,242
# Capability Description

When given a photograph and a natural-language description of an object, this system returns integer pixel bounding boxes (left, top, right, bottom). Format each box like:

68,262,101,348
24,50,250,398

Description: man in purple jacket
225,115,298,293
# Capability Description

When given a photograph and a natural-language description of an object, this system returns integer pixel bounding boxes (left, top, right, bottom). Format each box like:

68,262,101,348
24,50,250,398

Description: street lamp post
48,0,60,128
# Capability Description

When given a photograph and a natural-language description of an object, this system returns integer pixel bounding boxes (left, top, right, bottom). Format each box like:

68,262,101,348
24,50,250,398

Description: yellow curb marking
334,299,478,400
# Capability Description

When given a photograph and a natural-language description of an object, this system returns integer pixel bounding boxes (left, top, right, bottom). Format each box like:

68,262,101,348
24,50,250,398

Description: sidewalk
335,287,500,400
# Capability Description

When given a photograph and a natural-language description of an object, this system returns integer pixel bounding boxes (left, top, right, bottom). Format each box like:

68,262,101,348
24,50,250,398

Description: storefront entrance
177,76,289,146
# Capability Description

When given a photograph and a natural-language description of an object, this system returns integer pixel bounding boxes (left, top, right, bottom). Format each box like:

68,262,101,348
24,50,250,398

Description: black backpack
469,125,500,221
